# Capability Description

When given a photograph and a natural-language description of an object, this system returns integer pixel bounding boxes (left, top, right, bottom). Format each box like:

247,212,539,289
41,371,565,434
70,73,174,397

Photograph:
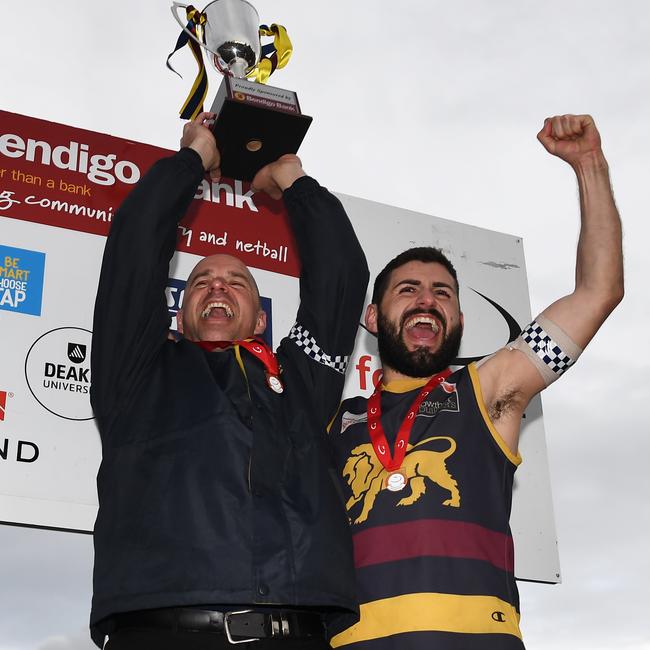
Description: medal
385,470,408,492
196,338,283,394
266,373,284,394
367,368,452,479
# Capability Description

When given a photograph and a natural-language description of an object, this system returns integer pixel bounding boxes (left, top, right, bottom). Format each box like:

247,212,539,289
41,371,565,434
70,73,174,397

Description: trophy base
210,76,313,182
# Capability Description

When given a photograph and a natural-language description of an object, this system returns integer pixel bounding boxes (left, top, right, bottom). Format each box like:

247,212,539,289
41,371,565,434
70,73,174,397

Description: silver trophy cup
171,0,312,181
172,0,261,78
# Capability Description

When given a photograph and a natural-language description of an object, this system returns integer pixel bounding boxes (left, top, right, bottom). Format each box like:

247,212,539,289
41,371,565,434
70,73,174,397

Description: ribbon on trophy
252,24,293,84
168,6,293,119
167,5,209,119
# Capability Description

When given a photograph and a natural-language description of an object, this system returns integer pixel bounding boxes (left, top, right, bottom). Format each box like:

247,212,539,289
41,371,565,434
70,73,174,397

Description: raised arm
536,114,624,336
254,158,369,428
478,114,624,451
91,113,218,424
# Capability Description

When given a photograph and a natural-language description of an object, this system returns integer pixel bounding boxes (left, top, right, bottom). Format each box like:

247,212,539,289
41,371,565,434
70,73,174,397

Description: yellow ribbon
173,6,209,120
249,24,293,84
187,6,206,28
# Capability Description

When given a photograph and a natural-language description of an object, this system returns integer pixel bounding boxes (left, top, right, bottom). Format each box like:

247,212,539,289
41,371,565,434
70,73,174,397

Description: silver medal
267,375,284,394
386,471,407,492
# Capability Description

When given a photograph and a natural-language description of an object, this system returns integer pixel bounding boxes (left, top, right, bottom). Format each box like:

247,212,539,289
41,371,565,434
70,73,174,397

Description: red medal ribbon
196,338,282,391
367,368,453,471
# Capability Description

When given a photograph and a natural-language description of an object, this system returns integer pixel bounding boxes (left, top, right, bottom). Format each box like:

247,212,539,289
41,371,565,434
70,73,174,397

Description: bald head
186,254,261,308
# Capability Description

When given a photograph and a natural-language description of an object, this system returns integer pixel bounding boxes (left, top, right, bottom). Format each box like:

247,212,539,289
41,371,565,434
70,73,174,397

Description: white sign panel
0,111,559,582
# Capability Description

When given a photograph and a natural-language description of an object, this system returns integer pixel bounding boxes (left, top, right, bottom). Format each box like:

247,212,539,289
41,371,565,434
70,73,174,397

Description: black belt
112,607,325,644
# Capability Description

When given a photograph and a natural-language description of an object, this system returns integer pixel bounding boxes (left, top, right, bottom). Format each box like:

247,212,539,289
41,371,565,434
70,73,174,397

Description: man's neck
381,365,419,385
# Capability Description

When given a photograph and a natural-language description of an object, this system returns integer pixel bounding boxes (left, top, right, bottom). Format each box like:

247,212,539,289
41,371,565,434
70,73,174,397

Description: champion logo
0,390,7,421
67,342,87,364
491,611,507,623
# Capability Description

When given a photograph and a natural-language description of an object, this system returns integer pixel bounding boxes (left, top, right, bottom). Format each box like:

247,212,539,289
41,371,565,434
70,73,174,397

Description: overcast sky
1,1,649,648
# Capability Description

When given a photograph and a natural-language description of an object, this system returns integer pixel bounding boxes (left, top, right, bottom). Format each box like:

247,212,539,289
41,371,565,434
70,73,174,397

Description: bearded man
328,114,623,649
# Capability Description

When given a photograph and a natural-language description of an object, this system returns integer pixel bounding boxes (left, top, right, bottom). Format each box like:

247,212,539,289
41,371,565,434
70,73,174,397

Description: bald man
90,114,369,649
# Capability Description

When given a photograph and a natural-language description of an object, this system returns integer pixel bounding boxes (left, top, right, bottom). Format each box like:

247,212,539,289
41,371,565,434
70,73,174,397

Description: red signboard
0,111,300,276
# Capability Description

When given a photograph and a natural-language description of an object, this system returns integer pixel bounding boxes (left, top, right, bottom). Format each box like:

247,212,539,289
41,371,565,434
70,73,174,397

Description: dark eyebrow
393,279,421,289
393,279,454,291
432,282,454,291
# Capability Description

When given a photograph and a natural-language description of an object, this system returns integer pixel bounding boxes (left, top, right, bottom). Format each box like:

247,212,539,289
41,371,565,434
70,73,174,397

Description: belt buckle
270,613,290,637
224,609,260,645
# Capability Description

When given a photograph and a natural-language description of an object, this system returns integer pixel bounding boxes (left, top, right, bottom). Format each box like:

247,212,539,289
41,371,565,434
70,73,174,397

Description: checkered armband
289,323,349,374
509,314,583,386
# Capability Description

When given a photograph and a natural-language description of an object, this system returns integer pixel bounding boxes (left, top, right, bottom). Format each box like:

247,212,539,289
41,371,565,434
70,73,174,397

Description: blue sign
0,245,46,316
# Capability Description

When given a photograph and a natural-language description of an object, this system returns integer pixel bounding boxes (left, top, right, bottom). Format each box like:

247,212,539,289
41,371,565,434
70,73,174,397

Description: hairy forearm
573,151,624,310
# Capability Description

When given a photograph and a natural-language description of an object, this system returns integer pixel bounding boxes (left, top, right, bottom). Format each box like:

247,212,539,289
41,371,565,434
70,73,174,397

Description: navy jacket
90,148,368,646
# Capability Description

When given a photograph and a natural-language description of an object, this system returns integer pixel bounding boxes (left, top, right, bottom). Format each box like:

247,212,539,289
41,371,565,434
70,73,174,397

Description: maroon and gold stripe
353,518,514,572
330,592,523,647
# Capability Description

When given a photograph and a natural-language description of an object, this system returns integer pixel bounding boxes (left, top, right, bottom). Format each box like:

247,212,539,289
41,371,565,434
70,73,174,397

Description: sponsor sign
0,111,559,583
0,245,46,316
419,384,460,417
24,327,93,421
1,110,300,276
0,390,10,421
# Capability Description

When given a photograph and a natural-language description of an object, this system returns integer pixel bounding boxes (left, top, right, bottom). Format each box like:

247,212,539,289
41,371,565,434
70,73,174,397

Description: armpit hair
488,389,524,422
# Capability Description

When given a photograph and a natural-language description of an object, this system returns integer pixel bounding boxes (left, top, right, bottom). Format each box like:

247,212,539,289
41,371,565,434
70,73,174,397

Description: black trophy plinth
210,76,312,182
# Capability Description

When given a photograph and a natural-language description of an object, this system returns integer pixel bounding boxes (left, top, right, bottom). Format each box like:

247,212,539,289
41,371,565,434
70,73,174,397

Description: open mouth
404,315,440,333
403,314,441,344
201,301,234,319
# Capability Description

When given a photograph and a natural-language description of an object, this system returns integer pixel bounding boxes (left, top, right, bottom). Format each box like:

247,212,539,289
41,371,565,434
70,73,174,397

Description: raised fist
537,114,604,168
251,153,306,200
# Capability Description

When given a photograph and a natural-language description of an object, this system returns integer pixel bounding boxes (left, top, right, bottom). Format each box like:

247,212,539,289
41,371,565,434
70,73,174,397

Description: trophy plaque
170,0,312,181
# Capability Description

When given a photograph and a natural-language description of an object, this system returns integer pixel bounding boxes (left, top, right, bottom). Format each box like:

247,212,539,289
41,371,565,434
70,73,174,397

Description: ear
460,311,464,333
365,303,378,335
176,308,185,335
254,309,267,336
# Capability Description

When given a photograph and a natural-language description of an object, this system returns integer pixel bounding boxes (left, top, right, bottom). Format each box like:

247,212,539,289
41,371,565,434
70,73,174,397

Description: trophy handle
170,2,219,59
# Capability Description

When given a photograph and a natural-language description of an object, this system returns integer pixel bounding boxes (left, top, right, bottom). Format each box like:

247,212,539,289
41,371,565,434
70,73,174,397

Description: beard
377,308,462,378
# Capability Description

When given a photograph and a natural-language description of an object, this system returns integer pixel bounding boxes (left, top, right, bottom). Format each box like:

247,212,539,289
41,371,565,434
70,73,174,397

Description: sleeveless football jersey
328,363,525,649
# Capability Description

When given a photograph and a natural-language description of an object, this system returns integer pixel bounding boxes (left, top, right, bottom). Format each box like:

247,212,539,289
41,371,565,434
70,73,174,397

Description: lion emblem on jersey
342,436,460,524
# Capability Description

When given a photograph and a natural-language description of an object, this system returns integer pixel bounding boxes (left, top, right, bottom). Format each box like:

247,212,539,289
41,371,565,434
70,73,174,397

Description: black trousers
105,627,331,650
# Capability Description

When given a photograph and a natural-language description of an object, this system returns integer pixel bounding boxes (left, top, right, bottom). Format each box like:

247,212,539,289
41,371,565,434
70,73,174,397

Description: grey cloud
37,631,94,650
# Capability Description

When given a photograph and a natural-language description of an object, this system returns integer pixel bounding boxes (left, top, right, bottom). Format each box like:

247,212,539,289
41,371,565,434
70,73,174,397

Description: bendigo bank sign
0,111,558,588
